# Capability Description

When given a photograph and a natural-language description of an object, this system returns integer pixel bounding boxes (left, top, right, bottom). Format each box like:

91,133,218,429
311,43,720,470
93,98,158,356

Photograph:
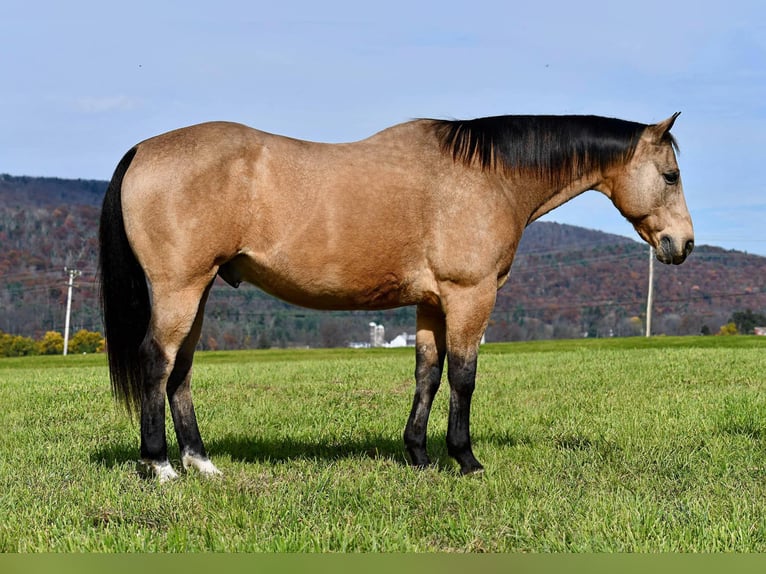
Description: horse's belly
218,253,425,311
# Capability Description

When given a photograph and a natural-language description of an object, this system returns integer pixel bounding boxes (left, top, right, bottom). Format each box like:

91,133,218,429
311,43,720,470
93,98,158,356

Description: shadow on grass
480,429,536,448
91,424,542,474
90,433,469,473
208,430,540,473
209,433,409,466
90,441,140,469
90,434,411,468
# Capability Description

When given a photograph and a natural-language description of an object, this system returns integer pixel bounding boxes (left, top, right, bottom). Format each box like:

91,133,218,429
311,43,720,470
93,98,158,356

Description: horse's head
601,112,694,265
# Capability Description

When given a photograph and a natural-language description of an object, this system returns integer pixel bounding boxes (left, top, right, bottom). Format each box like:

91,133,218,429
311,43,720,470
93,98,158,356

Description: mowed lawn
0,337,764,551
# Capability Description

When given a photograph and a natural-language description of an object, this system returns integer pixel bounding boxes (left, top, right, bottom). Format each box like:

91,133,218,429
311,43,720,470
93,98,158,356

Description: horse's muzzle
657,235,694,265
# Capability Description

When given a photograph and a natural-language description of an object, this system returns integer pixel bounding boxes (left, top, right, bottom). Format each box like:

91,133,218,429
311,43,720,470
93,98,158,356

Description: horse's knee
447,354,477,394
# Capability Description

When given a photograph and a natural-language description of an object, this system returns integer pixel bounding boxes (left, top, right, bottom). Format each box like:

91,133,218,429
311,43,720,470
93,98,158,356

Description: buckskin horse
99,113,693,482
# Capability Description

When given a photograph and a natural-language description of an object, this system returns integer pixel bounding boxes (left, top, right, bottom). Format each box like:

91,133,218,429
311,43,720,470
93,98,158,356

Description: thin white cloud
76,95,142,113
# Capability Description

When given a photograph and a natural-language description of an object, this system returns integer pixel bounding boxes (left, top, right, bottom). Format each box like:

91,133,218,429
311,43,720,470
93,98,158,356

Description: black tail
98,147,147,417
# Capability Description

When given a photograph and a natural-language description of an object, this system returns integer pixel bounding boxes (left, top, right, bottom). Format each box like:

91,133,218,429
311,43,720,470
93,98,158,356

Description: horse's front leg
445,353,483,475
442,283,496,475
404,304,446,467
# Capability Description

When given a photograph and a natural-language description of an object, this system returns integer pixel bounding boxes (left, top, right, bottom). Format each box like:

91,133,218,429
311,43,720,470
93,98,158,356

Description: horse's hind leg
138,340,178,482
404,304,446,467
167,281,221,478
139,278,214,482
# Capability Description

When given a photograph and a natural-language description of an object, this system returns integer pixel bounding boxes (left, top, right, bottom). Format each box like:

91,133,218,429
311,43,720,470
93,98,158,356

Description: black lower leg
404,347,443,467
167,356,207,461
167,283,212,463
446,354,483,474
139,339,170,464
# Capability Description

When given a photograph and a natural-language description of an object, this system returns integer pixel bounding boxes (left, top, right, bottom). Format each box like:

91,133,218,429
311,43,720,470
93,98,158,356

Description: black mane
430,115,648,186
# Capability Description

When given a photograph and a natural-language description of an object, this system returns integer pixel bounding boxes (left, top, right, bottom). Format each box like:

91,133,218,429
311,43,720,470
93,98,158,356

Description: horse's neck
525,172,604,224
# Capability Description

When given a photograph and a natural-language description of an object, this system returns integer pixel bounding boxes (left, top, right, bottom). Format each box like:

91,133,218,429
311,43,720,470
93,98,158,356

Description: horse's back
119,121,447,308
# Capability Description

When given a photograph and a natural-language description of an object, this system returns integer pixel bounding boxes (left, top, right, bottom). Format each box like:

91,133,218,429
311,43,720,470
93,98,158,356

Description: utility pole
63,267,81,355
645,247,654,337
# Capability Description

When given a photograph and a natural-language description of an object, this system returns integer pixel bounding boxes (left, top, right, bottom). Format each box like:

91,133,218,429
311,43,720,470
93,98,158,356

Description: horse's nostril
685,239,695,256
659,236,672,255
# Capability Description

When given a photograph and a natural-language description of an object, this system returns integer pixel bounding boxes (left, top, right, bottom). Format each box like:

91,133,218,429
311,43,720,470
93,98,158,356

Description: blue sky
1,0,764,255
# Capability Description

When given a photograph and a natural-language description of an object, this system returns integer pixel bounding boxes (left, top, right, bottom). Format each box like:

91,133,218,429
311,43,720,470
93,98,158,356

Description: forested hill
0,174,106,209
1,173,765,347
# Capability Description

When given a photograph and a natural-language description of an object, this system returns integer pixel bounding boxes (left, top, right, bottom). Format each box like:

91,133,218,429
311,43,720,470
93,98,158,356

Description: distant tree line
1,306,762,358
716,309,766,336
0,329,104,357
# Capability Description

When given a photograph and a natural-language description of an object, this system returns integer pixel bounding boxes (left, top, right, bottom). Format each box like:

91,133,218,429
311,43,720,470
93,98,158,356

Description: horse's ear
645,112,681,142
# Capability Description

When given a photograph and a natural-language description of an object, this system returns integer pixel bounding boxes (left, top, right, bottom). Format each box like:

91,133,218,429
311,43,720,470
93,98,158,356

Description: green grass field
0,336,764,551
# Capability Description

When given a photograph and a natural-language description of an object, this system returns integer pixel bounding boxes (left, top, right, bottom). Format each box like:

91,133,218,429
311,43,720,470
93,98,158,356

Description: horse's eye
663,171,679,185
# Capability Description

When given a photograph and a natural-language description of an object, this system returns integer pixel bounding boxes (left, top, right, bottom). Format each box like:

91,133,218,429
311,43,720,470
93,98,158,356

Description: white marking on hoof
142,460,180,484
182,453,223,478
